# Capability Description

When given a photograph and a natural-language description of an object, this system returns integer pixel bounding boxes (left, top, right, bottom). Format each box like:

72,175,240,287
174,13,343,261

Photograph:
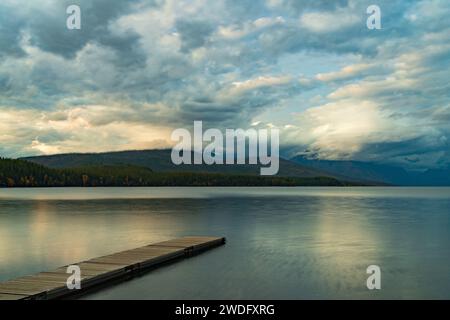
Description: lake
0,187,449,299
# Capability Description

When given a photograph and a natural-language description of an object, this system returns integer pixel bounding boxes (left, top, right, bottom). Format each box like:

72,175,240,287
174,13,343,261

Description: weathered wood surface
0,236,225,300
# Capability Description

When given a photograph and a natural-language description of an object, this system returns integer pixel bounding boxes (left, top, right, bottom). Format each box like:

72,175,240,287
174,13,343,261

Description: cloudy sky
0,0,449,169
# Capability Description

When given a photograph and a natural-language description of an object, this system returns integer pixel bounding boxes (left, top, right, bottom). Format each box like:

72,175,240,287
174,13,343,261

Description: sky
0,0,449,170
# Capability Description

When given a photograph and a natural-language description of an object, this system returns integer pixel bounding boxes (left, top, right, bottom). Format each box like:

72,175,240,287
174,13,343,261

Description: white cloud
289,100,387,158
231,75,292,92
0,106,175,156
282,99,425,160
315,63,374,82
299,9,360,33
217,16,285,40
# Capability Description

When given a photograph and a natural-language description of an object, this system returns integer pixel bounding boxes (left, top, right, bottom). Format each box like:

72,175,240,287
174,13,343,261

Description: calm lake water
0,187,449,299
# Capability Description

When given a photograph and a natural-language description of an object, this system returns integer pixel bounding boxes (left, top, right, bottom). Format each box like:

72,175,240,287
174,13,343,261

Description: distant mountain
21,150,450,186
0,157,348,187
19,150,449,186
417,167,450,186
21,149,336,179
290,155,450,186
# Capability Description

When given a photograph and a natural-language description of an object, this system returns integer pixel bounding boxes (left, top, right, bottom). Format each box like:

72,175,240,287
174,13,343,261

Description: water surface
0,187,449,299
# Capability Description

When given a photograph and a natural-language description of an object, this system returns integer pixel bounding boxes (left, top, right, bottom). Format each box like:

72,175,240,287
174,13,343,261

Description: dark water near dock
0,187,449,299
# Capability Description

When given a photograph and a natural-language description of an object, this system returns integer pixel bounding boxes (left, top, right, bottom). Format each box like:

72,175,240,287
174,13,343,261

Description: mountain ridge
20,149,336,179
19,149,449,186
290,155,450,186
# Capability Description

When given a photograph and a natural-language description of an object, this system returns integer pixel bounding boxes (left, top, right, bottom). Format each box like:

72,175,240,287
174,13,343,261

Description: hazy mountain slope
290,156,450,186
418,167,450,186
21,149,335,178
290,156,412,185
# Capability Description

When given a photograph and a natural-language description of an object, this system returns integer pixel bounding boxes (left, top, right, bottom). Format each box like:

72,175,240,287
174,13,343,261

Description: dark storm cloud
32,0,153,72
256,0,418,58
176,19,214,52
0,6,26,57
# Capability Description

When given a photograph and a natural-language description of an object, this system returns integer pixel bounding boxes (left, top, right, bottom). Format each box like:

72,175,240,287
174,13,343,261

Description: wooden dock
0,236,225,300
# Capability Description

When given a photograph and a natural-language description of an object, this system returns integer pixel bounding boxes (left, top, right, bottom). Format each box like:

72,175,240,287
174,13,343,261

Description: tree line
0,157,347,187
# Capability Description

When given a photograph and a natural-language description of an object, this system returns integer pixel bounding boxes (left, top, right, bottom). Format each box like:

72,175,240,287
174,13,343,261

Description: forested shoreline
0,158,349,187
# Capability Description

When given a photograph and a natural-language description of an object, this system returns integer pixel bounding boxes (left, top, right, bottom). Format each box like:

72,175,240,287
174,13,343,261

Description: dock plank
0,236,225,300
0,293,27,300
151,236,225,251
